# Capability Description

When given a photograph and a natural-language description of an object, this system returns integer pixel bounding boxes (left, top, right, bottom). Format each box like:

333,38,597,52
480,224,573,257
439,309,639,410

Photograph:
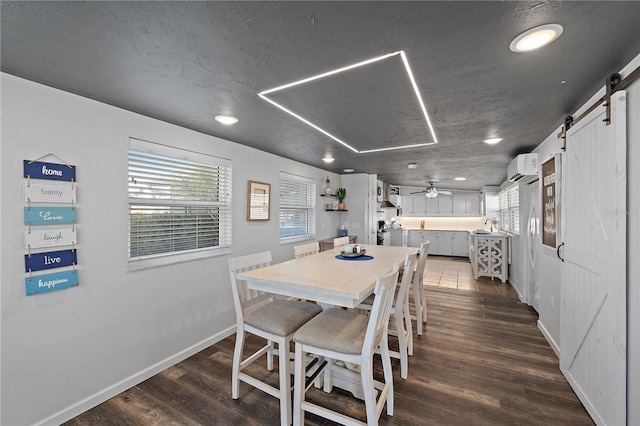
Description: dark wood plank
64,258,593,425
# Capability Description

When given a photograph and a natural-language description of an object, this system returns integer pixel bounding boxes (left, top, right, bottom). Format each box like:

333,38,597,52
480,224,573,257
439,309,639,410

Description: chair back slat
362,265,400,354
394,253,418,318
333,236,350,248
294,241,320,258
228,251,272,324
414,242,430,285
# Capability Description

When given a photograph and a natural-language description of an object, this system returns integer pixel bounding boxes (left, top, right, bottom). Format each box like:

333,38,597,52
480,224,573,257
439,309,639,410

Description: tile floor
422,255,516,297
423,255,479,291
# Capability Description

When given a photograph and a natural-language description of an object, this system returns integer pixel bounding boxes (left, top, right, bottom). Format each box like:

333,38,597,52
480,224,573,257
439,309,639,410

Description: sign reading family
23,160,76,182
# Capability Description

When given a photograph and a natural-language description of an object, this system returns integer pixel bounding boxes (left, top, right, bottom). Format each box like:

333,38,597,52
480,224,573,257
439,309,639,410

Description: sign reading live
25,249,77,273
23,160,76,182
25,269,78,296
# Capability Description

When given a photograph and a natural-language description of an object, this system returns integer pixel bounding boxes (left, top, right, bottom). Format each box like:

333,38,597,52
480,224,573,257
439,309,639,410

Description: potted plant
336,187,346,210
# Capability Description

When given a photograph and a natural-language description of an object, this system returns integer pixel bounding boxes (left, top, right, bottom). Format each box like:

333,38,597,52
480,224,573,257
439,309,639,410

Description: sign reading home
24,207,76,226
25,269,78,296
23,160,76,182
25,249,78,273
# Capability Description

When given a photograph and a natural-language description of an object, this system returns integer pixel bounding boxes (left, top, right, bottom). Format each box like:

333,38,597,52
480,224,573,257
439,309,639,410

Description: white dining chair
228,251,322,426
412,242,430,335
294,241,320,258
333,236,350,248
292,267,399,425
356,252,417,379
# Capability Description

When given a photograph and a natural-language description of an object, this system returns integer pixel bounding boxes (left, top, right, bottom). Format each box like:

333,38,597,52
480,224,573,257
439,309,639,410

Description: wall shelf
325,209,348,212
320,193,336,197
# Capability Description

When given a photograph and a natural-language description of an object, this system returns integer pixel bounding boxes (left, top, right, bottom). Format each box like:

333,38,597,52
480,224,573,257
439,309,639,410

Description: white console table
470,233,509,282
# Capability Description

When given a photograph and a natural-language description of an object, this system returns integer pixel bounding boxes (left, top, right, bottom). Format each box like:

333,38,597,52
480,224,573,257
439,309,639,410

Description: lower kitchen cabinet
407,230,470,257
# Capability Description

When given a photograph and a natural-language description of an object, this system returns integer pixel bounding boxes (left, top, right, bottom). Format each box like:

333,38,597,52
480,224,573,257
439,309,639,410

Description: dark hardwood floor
64,258,593,425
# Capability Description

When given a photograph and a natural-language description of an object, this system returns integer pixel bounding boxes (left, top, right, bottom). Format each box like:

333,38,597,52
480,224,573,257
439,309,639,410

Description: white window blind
279,173,316,243
498,184,519,235
128,138,232,266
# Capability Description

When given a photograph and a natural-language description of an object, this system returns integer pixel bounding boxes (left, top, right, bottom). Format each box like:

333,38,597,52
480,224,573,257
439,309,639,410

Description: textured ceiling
2,1,639,190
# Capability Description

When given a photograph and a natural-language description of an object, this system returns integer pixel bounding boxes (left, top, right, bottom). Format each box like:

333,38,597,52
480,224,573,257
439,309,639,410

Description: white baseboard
537,320,560,358
37,325,236,426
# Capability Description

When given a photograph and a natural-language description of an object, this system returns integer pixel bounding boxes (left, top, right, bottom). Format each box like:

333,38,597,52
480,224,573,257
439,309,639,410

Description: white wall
0,73,341,425
507,53,640,423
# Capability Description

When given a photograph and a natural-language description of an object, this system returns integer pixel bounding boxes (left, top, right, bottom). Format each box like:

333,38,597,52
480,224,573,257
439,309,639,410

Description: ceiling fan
410,182,453,198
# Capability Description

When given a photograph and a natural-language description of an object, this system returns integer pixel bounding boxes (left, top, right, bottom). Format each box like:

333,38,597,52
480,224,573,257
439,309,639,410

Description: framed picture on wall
247,180,270,221
541,155,561,248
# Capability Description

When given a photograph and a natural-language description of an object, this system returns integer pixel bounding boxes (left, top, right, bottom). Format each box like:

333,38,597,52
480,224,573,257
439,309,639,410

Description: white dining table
237,244,418,308
238,244,418,399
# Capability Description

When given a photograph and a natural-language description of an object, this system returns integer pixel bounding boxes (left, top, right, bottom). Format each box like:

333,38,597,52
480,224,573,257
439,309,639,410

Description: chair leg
379,335,394,416
404,301,414,357
323,357,334,393
232,328,245,399
267,339,274,371
361,354,377,423
278,336,292,426
395,312,408,380
421,285,427,324
293,343,305,426
413,284,423,336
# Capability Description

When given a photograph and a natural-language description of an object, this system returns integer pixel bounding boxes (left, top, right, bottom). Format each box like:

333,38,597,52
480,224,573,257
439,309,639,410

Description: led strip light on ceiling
258,50,438,154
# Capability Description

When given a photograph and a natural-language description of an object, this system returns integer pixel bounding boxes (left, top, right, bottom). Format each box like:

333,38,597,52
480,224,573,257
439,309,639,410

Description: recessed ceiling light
214,114,239,125
483,138,503,145
510,24,563,53
322,156,335,163
454,177,466,181
343,168,354,173
408,163,418,169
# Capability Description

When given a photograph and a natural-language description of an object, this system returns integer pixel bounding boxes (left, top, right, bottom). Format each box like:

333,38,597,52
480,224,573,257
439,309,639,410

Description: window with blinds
498,184,519,235
128,138,232,267
279,172,316,243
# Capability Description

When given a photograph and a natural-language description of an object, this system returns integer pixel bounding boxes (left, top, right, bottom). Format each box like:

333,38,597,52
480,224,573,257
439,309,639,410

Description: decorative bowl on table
341,244,366,257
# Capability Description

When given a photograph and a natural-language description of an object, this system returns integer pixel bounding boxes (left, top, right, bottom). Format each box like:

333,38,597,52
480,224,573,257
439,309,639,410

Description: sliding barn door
561,90,627,424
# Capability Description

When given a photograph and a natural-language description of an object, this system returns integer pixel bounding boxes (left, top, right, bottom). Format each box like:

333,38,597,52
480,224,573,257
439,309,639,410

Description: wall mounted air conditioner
507,153,539,182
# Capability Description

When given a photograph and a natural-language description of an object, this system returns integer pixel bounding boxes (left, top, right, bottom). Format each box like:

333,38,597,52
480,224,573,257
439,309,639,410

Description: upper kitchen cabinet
452,194,480,216
480,186,500,218
401,195,427,216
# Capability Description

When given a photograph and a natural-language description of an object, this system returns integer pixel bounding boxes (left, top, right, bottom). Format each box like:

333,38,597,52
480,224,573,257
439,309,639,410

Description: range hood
379,182,396,208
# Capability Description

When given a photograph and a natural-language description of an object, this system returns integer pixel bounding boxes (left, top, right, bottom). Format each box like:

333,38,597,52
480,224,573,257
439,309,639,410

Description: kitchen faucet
485,218,495,232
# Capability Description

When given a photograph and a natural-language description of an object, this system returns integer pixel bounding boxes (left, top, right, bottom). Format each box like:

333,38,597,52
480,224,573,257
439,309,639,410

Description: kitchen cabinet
451,232,470,257
480,186,500,217
452,194,480,216
402,196,427,216
470,233,508,282
390,228,406,246
426,196,452,215
407,230,469,257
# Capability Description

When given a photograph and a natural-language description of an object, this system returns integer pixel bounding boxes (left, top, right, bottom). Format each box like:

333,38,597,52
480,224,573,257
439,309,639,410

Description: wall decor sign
24,227,77,249
25,249,78,273
541,155,559,248
24,206,76,226
23,159,76,182
25,269,78,296
23,155,80,296
23,182,76,204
